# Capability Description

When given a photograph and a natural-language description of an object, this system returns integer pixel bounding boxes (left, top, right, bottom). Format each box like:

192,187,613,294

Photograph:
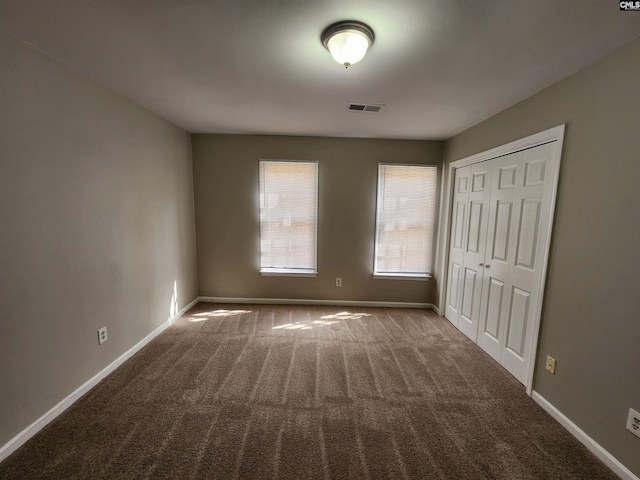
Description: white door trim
436,125,566,395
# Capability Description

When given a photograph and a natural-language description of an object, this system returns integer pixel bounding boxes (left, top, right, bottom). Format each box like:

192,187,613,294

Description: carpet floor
0,303,617,479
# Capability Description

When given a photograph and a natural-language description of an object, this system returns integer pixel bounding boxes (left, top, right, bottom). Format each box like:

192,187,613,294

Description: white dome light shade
327,30,370,67
321,21,375,68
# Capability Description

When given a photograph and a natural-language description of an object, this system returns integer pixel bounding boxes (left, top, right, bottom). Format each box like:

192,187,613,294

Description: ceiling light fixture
321,20,375,68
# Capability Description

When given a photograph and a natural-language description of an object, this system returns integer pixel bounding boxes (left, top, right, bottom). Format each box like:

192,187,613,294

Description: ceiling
1,1,639,140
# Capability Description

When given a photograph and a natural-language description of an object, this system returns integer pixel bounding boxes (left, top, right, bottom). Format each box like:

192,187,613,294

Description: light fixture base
320,20,375,50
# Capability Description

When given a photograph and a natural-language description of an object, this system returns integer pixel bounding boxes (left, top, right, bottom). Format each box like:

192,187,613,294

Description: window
374,164,437,278
259,160,318,275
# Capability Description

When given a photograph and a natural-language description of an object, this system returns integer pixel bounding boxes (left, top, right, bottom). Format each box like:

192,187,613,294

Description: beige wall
192,134,442,304
0,31,198,448
444,38,640,476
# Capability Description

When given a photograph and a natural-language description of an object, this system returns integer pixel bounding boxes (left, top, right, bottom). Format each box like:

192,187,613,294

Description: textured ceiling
1,0,639,139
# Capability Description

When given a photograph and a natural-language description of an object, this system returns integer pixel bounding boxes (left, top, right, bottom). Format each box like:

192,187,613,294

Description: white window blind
374,164,437,277
259,160,318,274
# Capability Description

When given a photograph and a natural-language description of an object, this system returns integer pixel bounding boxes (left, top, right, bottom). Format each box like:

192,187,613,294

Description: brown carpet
0,303,617,479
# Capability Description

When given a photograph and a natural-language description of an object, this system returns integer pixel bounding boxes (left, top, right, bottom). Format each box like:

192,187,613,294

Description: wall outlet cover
98,327,108,345
627,408,640,439
545,355,556,374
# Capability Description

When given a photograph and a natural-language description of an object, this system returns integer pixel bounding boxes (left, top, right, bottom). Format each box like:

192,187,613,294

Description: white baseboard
198,296,433,309
532,391,639,480
0,297,199,463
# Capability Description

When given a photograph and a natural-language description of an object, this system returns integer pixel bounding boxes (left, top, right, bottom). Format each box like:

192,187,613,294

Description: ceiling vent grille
348,103,384,113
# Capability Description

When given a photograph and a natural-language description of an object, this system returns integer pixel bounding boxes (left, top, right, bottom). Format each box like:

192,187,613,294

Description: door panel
466,201,483,254
498,165,517,190
447,262,462,317
458,175,469,193
506,287,531,357
491,200,513,262
480,277,505,361
460,267,478,322
472,171,486,192
445,167,470,324
453,202,466,249
477,151,521,360
501,143,556,384
457,163,491,341
484,279,504,339
524,158,546,186
515,199,541,270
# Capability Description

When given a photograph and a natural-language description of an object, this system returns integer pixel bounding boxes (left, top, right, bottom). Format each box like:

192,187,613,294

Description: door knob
479,263,484,267
486,264,491,268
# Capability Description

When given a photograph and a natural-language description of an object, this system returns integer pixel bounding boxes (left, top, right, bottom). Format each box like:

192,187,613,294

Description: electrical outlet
545,355,556,374
98,327,108,345
627,408,640,439
335,277,342,287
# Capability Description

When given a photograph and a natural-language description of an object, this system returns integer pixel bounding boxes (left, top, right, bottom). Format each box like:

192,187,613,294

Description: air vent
348,103,384,113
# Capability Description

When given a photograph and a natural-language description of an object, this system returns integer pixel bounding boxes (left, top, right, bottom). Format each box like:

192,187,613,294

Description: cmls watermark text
620,1,640,10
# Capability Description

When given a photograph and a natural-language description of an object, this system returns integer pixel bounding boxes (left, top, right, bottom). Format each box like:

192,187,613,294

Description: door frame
436,125,566,395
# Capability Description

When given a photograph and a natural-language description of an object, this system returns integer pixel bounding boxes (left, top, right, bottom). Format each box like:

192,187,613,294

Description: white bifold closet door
445,141,558,386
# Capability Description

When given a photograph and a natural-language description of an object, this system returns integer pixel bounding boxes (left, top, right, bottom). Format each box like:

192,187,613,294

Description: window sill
373,273,431,281
260,269,318,277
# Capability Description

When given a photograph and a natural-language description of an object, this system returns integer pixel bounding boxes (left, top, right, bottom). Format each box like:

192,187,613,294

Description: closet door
501,143,557,384
444,166,470,326
476,150,523,362
476,142,557,385
446,137,561,387
456,163,492,341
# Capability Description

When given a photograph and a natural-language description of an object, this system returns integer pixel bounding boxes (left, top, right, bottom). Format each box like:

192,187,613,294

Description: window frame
258,159,319,277
373,163,437,280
